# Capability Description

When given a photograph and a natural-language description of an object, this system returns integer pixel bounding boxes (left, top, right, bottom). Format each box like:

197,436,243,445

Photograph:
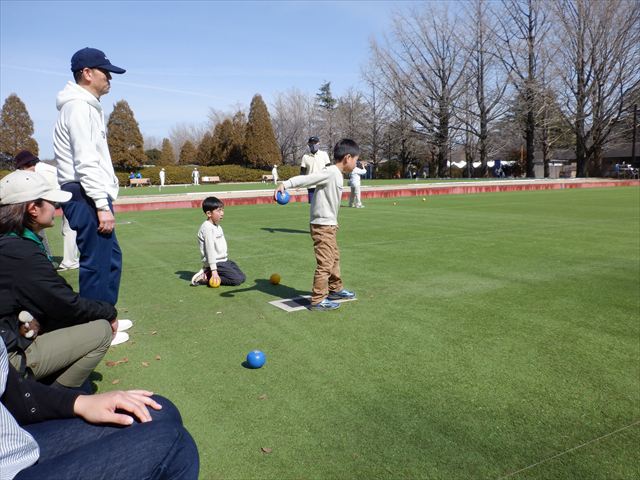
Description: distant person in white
32,156,81,271
192,167,200,185
349,160,367,208
300,136,331,203
159,168,166,189
271,165,278,184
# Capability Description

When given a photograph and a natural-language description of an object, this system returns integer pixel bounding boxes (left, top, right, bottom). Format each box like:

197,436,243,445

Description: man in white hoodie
53,48,127,327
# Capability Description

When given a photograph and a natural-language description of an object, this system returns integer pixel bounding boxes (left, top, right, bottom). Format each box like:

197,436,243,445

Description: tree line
1,0,638,177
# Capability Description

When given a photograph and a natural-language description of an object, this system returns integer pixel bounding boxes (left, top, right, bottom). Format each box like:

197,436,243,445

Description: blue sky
1,0,422,158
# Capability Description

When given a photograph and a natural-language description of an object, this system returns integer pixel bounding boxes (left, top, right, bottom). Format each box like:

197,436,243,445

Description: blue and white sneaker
327,289,356,300
309,298,340,311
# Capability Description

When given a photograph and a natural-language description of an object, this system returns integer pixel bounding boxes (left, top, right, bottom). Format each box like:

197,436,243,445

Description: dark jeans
307,188,315,204
217,260,246,286
61,183,122,305
17,395,199,480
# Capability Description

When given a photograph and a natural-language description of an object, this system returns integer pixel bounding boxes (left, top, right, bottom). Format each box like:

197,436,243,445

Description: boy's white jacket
53,81,119,209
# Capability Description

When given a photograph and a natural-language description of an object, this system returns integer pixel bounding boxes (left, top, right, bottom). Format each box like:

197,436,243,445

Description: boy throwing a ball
275,139,359,311
191,196,246,287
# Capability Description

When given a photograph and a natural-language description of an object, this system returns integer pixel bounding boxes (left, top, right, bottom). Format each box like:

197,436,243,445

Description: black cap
71,47,126,74
308,136,319,144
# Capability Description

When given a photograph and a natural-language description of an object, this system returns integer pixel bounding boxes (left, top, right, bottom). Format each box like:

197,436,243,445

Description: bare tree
371,4,468,176
552,0,640,176
168,122,209,158
496,0,551,177
360,69,390,175
271,89,313,164
335,87,368,142
454,1,510,177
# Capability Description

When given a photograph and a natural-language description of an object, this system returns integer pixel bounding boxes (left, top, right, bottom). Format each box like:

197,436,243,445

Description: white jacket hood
56,81,102,113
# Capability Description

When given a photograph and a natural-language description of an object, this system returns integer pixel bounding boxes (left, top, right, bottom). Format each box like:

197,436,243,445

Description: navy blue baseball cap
71,47,126,74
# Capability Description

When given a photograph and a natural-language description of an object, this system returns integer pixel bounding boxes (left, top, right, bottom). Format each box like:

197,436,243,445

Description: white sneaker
110,331,129,346
116,319,133,332
190,268,208,286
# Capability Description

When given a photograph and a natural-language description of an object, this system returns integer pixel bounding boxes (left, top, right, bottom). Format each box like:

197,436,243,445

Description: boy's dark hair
333,139,360,161
202,196,224,213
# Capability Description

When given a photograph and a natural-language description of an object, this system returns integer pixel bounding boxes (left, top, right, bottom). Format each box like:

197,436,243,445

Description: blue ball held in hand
276,191,290,205
246,350,266,369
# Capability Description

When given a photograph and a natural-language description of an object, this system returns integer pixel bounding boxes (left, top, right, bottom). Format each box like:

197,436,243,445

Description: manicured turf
49,186,639,479
117,177,492,197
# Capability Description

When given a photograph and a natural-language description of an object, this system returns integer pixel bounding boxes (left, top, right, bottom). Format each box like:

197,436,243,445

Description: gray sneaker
328,289,356,300
309,298,340,311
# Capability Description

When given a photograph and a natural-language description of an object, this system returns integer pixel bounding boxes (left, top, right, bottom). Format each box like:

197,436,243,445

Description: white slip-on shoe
110,331,129,346
116,319,133,332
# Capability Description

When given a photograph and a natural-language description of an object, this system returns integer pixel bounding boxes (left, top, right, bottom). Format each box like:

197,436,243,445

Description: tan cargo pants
310,224,343,304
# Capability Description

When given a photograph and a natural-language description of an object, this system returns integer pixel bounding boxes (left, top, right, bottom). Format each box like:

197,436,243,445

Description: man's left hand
97,210,115,234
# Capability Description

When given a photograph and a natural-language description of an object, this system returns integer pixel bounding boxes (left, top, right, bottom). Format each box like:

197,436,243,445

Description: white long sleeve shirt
53,82,119,209
198,221,228,270
284,165,344,225
349,166,367,187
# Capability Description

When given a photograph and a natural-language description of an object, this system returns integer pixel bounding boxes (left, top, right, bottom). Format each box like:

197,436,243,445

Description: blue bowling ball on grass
276,191,290,205
246,350,266,369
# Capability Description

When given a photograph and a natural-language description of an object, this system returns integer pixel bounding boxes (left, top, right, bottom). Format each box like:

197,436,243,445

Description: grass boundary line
497,419,640,479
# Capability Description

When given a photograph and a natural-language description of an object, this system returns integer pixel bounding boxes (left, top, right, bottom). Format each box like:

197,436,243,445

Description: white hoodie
53,81,119,209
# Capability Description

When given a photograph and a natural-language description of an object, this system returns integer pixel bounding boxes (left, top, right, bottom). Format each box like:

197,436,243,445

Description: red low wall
110,179,639,213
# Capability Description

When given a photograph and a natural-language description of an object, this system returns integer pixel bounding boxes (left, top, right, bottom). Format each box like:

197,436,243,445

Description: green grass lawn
49,187,640,479
117,177,495,197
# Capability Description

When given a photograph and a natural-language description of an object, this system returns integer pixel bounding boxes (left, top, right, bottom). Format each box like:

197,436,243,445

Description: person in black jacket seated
0,341,199,479
0,170,116,389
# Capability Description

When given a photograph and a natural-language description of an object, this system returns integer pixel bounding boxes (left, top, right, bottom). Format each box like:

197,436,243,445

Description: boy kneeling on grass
275,138,359,311
191,196,246,287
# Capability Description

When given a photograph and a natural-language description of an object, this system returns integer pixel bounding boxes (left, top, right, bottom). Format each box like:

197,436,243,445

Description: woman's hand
74,390,162,426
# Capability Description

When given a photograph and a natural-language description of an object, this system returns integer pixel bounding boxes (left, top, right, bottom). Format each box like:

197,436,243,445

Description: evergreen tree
196,132,214,165
107,100,146,169
315,82,337,151
159,138,175,165
0,93,39,157
244,94,281,169
229,111,247,164
316,81,337,110
211,121,231,165
179,140,197,165
145,148,161,164
210,111,246,165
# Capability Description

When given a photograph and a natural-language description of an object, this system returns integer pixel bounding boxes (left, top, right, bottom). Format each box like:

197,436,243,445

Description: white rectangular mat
268,295,357,312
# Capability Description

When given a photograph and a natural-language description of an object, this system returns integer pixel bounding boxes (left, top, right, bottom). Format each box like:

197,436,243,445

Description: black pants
217,260,246,286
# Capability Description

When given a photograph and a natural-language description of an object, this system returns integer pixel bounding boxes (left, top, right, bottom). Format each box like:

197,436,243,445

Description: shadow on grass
88,371,103,393
175,270,196,282
260,227,308,234
221,278,310,299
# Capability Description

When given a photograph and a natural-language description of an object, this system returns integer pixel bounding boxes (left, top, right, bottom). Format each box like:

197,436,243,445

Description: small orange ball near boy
275,139,359,311
191,197,246,287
